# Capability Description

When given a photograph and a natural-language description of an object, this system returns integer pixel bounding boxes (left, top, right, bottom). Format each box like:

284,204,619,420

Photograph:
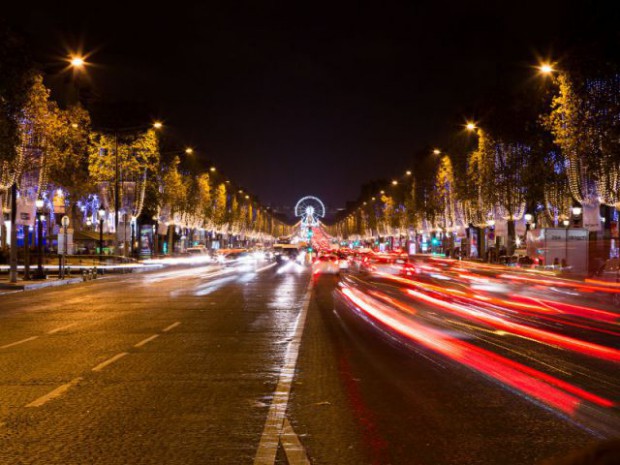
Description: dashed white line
162,321,181,332
91,352,128,372
26,377,82,408
47,323,78,335
134,334,160,348
254,280,313,465
0,336,39,349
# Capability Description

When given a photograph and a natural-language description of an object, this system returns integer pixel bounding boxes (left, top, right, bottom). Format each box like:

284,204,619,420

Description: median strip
254,280,313,465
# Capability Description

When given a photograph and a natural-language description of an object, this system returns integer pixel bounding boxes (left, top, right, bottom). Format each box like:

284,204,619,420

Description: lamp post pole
98,208,105,263
34,199,45,279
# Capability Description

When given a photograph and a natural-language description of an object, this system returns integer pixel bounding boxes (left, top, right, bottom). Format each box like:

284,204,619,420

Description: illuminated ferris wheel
295,196,326,227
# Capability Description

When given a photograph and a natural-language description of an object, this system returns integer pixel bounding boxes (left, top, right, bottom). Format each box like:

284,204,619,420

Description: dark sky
5,2,620,210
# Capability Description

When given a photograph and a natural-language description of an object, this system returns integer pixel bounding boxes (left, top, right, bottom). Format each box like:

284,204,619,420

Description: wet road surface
0,261,613,464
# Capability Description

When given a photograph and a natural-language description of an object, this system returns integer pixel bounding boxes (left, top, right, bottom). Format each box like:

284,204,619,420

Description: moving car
312,255,340,275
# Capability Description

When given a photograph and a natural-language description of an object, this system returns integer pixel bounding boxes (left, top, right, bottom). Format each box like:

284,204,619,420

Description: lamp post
34,199,46,279
98,208,106,262
60,215,70,279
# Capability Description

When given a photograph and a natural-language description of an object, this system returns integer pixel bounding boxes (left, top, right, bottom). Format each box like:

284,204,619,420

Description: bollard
93,267,98,279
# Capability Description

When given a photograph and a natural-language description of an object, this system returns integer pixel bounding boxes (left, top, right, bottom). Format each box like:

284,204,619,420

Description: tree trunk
507,219,516,256
167,224,174,255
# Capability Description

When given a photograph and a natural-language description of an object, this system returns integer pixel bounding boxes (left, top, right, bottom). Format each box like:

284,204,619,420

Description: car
593,258,620,306
312,255,340,275
186,246,209,255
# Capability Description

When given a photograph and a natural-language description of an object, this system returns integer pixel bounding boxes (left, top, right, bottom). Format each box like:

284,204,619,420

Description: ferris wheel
295,196,326,227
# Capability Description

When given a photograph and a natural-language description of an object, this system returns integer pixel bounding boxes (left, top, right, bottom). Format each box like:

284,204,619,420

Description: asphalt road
0,261,612,464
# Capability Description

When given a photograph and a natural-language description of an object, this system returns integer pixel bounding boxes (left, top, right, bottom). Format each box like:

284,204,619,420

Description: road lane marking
47,323,78,334
281,417,311,465
92,352,128,372
134,334,160,348
256,262,277,273
0,336,39,349
254,279,313,465
26,377,82,407
162,321,181,332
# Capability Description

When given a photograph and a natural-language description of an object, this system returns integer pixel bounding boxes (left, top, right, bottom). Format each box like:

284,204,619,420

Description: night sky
5,2,619,211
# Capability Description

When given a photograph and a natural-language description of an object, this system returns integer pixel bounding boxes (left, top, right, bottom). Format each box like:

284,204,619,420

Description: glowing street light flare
539,63,554,75
185,147,193,154
405,170,412,176
466,122,477,131
70,56,85,68
433,149,441,155
153,121,163,129
392,180,398,186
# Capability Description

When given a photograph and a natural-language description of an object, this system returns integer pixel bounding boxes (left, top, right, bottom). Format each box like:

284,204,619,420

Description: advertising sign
582,203,602,232
139,225,153,257
15,197,35,226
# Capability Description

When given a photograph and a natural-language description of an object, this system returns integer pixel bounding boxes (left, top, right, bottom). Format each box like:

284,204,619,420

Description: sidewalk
0,277,84,292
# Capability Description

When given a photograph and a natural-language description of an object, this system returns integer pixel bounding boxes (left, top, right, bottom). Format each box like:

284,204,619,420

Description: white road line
47,323,78,335
162,321,181,332
254,280,313,465
0,336,39,349
281,417,311,465
134,334,159,348
256,262,277,273
91,352,128,372
26,377,82,408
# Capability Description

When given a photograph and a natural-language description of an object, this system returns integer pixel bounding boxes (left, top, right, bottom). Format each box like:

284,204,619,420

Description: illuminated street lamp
572,206,582,216
538,62,555,75
153,121,163,129
69,55,85,69
466,122,477,131
391,180,398,186
210,166,216,172
184,147,193,155
524,213,533,222
433,149,441,155
405,170,412,176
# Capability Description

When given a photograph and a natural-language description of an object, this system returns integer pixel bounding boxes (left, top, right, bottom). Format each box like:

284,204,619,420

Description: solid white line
0,336,39,349
47,323,78,335
134,334,160,348
162,321,181,332
26,377,82,407
254,279,313,465
91,352,128,372
281,417,311,465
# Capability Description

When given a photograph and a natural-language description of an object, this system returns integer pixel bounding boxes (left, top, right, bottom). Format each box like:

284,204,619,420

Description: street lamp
433,149,441,155
405,170,412,176
153,121,163,129
466,122,477,131
524,213,533,223
60,215,70,279
185,147,193,155
98,208,106,261
34,199,46,279
572,206,582,216
392,180,398,186
538,62,555,75
69,55,86,69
